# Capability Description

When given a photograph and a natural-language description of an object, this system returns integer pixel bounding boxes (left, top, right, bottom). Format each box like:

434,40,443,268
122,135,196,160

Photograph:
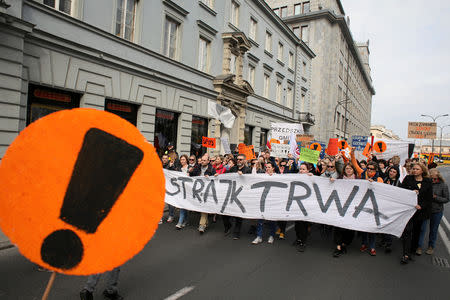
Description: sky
341,0,450,140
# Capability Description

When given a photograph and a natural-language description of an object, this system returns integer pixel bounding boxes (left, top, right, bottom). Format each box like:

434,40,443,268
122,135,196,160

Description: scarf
343,174,356,179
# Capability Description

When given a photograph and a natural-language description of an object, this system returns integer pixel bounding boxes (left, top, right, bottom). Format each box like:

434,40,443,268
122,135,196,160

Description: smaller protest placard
299,147,320,164
239,145,256,159
202,136,216,148
221,137,231,154
373,140,387,153
338,140,348,150
271,143,290,158
362,142,373,158
351,136,368,151
310,142,322,152
296,134,314,147
271,123,304,141
326,138,339,156
408,122,437,139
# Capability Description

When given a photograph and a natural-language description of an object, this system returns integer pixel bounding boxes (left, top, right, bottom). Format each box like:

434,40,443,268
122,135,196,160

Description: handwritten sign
221,137,231,154
239,145,256,160
352,135,368,151
296,134,314,147
270,143,290,158
271,123,304,141
202,136,216,148
299,147,320,164
362,142,373,158
408,122,437,139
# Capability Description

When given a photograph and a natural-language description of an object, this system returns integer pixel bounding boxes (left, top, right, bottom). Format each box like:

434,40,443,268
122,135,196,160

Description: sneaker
333,248,344,258
252,236,263,244
292,239,301,246
80,289,93,300
232,232,240,240
279,233,285,239
175,223,183,230
360,245,368,252
275,228,281,235
416,247,422,256
167,216,174,223
268,236,275,244
198,225,206,234
400,255,409,265
426,247,434,255
369,249,377,256
158,219,163,225
296,242,305,252
103,290,124,300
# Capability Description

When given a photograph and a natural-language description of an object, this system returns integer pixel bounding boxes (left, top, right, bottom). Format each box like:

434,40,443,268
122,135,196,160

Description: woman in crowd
380,165,401,253
175,155,190,229
417,168,449,255
213,156,226,175
359,160,368,171
252,161,278,245
332,162,358,257
400,162,433,263
378,159,388,180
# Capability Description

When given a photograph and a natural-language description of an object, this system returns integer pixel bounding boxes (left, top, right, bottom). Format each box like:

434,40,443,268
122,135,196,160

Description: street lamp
420,114,449,154
438,124,450,160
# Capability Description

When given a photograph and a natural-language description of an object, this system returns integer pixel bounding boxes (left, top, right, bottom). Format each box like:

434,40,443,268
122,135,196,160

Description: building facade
266,0,375,142
0,0,314,160
370,125,400,140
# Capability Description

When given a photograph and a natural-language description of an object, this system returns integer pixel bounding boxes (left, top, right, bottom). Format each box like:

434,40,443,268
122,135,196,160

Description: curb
0,241,14,251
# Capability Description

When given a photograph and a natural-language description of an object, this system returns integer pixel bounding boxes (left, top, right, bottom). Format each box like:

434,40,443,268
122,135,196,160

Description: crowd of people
160,144,449,265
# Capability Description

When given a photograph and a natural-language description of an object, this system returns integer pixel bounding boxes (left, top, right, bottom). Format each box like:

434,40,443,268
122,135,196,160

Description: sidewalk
0,229,13,251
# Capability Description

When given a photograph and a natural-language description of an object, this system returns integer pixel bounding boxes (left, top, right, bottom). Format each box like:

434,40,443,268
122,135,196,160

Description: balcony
298,112,315,125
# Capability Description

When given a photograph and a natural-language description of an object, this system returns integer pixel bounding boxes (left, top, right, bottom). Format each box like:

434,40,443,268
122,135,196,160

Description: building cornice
283,10,375,95
251,0,315,59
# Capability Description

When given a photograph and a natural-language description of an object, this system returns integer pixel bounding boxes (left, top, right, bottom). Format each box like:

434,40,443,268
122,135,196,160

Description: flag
208,100,236,129
289,132,300,158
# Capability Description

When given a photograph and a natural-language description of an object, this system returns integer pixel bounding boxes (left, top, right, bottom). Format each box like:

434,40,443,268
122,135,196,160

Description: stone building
370,125,400,140
0,0,314,160
266,0,375,142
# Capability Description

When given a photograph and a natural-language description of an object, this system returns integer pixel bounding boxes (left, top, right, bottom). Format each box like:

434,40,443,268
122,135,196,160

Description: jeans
418,211,443,249
168,205,175,217
256,219,276,238
362,232,376,250
295,221,309,243
84,267,120,294
177,209,187,225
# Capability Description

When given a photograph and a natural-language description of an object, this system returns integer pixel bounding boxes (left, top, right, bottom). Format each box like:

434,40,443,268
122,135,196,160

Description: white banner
270,143,290,158
221,137,231,154
208,100,235,129
271,123,304,141
164,170,417,237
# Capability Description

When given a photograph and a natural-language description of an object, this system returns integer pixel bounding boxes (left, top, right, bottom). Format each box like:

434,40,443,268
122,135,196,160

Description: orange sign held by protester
310,142,322,152
338,140,348,150
373,141,387,153
202,136,216,148
0,108,165,275
362,142,373,158
239,144,256,160
269,138,280,145
326,138,339,156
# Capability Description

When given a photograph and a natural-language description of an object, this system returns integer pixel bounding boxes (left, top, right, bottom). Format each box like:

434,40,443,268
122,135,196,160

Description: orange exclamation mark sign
40,128,143,270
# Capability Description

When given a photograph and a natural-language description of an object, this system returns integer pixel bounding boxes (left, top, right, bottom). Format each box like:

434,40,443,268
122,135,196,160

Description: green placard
299,147,320,164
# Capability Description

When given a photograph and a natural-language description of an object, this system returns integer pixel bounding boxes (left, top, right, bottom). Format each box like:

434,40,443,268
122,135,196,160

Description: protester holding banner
175,155,190,230
332,162,358,257
380,166,401,253
400,163,432,263
213,156,226,175
162,154,177,223
224,154,251,240
417,168,449,255
252,161,278,245
377,159,388,180
189,153,216,234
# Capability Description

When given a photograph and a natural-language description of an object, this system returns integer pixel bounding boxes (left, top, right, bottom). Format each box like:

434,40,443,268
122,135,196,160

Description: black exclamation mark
313,144,318,150
341,141,346,149
377,142,383,152
40,128,143,270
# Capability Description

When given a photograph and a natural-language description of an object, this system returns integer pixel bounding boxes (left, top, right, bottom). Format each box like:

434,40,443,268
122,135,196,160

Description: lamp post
438,124,450,160
420,114,449,154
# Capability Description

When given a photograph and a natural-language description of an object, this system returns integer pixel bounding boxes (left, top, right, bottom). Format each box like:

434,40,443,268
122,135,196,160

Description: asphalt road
1,204,450,300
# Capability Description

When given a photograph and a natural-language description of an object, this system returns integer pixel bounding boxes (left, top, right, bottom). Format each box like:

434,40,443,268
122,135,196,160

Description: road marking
164,286,195,300
441,216,450,232
438,226,450,256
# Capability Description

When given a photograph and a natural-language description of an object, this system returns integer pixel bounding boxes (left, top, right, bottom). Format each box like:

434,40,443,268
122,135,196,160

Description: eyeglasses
327,165,335,168
237,158,245,161
280,164,287,167
367,167,376,170
189,159,195,161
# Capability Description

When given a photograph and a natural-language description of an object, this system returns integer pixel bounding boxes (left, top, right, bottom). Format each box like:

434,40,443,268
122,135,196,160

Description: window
273,8,279,16
115,0,137,41
300,25,309,43
293,26,300,37
200,0,214,9
191,116,208,157
163,17,180,59
341,115,345,131
280,6,287,18
336,112,341,130
198,37,210,72
289,52,294,69
260,129,269,150
263,74,270,98
294,2,309,14
302,61,307,77
265,31,272,52
249,18,257,41
231,1,239,27
276,81,282,104
303,1,310,13
278,43,284,61
230,53,237,74
248,65,255,87
155,109,179,157
244,125,254,145
105,99,138,126
287,85,293,108
43,0,73,15
294,3,301,15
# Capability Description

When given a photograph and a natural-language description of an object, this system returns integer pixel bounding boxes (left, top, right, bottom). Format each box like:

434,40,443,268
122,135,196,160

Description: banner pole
41,271,56,300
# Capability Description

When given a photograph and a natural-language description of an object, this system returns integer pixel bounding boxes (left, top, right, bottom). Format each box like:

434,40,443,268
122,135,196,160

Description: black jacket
228,165,252,174
189,163,216,176
400,175,433,220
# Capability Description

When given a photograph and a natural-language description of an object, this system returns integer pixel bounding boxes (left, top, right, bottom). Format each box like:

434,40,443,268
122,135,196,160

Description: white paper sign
271,123,304,141
270,143,290,158
221,137,231,154
164,170,417,237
